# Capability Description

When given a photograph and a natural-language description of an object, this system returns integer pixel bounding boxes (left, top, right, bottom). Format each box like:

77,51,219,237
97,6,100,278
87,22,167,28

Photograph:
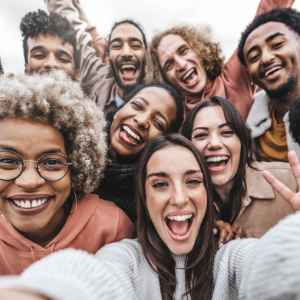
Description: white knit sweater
2,212,300,299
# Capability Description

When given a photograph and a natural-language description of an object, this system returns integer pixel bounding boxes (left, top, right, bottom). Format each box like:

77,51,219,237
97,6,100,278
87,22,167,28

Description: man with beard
45,0,146,112
20,10,79,81
238,7,300,163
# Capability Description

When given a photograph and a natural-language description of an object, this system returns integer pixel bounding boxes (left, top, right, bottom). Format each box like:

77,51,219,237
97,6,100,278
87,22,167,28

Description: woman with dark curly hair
0,71,135,276
145,0,293,123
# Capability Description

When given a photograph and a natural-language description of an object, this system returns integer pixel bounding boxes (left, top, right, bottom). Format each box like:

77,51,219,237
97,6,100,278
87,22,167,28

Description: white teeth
121,64,136,70
167,214,193,221
206,156,228,162
122,125,142,141
264,66,282,77
12,198,48,209
182,68,195,81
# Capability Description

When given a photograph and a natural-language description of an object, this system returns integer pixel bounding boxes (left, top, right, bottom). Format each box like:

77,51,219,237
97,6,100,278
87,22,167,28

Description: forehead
27,33,74,56
157,34,187,60
134,86,177,123
147,145,201,174
110,23,143,42
0,118,66,156
244,22,299,53
193,106,226,127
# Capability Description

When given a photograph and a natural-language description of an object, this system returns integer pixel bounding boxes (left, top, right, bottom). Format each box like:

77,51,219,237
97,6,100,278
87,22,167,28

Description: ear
75,69,80,82
24,63,29,74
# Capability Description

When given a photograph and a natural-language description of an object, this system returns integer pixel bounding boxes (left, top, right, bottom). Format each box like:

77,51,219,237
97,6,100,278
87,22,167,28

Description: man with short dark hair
45,0,147,112
20,10,79,81
238,7,300,162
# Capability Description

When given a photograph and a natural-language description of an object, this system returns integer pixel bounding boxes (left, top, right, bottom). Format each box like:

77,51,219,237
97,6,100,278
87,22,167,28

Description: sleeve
44,0,115,110
220,0,294,120
114,209,136,241
0,248,135,300
88,28,108,63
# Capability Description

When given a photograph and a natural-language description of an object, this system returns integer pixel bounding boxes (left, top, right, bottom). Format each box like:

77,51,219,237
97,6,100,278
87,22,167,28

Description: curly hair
289,97,300,145
145,24,224,84
20,9,79,70
238,8,300,66
0,71,107,199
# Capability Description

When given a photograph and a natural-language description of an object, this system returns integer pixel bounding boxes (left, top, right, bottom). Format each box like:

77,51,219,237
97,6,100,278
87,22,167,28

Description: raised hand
262,151,300,212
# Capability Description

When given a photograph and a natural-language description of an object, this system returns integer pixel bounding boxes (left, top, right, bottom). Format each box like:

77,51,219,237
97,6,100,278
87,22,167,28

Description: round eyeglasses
0,150,72,182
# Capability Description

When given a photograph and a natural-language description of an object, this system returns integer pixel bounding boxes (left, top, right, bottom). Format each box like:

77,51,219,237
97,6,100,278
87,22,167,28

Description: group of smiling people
2,0,300,299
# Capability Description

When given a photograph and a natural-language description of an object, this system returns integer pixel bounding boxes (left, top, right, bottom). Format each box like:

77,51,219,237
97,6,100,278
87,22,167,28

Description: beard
265,76,295,101
110,57,145,93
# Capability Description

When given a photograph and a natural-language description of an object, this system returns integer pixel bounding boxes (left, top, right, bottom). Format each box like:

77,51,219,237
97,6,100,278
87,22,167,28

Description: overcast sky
0,0,299,73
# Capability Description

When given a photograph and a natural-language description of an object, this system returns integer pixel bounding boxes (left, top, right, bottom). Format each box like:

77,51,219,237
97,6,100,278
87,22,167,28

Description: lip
8,194,52,200
260,64,283,80
205,155,229,172
165,212,194,242
8,196,52,216
119,124,143,147
166,210,194,217
118,63,139,80
181,68,199,87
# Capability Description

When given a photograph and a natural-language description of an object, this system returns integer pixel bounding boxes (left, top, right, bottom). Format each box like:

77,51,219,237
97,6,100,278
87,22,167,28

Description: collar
106,84,118,110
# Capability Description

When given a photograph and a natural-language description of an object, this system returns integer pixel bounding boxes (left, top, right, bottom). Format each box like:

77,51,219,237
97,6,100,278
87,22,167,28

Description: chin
168,243,194,255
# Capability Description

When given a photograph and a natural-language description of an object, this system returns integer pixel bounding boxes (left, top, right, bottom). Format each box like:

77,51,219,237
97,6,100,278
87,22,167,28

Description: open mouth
120,64,137,78
120,124,143,146
181,68,198,85
165,213,194,240
263,66,283,78
206,156,229,171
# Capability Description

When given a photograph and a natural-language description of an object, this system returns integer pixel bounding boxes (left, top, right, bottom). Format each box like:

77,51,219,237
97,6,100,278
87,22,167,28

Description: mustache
115,57,141,70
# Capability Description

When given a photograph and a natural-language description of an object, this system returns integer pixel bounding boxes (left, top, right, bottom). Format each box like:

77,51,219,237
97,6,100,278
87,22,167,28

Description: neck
22,205,67,247
271,81,300,124
213,180,234,209
115,84,130,101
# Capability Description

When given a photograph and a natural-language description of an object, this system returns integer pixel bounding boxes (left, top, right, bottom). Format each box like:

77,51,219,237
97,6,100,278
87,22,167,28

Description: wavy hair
136,133,214,300
0,71,107,199
145,24,224,84
182,96,253,223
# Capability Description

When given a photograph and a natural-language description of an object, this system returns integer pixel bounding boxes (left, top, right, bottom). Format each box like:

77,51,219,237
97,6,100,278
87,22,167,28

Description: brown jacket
232,161,296,238
45,0,118,113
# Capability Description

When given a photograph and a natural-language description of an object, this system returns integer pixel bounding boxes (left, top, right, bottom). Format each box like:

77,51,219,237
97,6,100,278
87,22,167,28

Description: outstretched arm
263,151,300,212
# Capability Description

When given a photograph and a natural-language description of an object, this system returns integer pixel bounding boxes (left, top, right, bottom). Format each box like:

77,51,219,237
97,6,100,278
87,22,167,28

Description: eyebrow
162,43,186,70
29,45,45,54
110,37,143,45
193,122,229,131
58,49,73,60
30,46,73,60
246,32,285,58
0,145,64,156
147,169,202,179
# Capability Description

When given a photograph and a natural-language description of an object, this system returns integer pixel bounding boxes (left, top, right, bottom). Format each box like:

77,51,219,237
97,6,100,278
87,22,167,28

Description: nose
169,184,189,208
261,49,275,65
134,113,149,130
207,134,222,150
43,53,61,69
14,162,45,190
174,55,187,71
121,43,133,57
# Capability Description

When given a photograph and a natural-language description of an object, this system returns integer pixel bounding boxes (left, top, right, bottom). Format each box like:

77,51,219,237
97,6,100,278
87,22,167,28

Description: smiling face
109,86,177,162
109,23,146,91
145,145,207,255
0,118,71,242
243,22,300,99
157,34,207,97
25,33,79,81
191,106,241,190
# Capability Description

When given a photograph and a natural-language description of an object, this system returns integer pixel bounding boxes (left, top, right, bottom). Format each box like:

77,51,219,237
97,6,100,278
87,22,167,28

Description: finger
288,151,300,189
262,170,294,202
218,228,227,246
225,227,235,243
234,227,244,239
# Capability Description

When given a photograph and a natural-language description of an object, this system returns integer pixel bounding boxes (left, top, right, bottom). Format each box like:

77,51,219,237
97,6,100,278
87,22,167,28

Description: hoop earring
69,190,78,215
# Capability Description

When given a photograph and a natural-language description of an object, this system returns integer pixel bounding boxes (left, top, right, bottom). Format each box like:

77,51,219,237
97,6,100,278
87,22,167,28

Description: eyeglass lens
0,151,69,181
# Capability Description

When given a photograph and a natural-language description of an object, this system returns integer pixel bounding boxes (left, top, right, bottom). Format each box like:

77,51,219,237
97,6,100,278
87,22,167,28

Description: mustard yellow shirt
257,108,288,162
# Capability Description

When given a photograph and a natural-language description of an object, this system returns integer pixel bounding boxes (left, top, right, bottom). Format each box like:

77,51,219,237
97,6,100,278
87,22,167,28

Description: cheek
192,140,205,153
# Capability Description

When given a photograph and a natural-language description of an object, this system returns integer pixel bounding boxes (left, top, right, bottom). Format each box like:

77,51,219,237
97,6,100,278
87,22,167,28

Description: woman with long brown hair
182,96,296,238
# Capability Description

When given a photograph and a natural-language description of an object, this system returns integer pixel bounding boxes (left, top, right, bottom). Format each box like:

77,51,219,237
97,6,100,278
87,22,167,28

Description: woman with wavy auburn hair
145,0,294,122
0,71,134,275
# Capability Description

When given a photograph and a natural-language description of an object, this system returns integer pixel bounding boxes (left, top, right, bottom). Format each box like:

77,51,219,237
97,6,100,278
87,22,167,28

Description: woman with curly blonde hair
145,0,293,122
0,71,134,276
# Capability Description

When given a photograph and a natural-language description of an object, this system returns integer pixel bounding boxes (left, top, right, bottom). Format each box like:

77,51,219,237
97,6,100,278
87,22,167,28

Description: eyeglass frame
0,150,72,182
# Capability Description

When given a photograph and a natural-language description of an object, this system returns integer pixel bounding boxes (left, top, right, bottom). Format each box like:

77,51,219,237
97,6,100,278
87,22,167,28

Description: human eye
249,53,260,63
132,43,142,49
180,47,188,55
34,53,45,59
193,132,207,140
272,41,283,49
40,157,65,171
222,129,235,136
152,181,168,189
186,179,202,186
165,61,173,71
111,43,121,49
59,57,71,63
131,101,143,110
153,119,164,131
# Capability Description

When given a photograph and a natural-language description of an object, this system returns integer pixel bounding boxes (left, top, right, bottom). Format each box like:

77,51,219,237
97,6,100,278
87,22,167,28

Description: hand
0,289,49,300
214,220,244,248
263,151,300,212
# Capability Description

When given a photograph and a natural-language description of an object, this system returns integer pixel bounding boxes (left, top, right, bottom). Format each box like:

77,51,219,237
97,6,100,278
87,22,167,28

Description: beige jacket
45,0,118,113
232,161,296,238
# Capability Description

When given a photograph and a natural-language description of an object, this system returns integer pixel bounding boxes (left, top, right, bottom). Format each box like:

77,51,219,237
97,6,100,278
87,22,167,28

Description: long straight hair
135,133,215,300
182,96,253,224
